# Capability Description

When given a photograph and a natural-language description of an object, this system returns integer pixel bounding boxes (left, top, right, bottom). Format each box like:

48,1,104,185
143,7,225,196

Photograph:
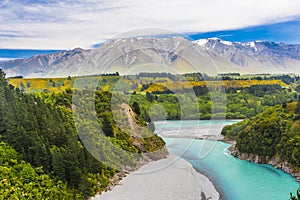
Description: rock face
119,102,169,162
230,145,300,182
1,37,300,78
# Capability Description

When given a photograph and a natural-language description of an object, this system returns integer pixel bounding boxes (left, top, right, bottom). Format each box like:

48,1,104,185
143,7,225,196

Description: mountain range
1,37,300,78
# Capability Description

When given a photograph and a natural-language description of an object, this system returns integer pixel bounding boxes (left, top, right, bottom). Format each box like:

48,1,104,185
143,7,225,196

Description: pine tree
132,101,141,115
102,114,114,137
146,92,153,102
295,95,300,120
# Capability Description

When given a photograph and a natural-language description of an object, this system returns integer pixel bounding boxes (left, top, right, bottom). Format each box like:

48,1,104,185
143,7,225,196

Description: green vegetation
222,93,300,200
0,69,165,199
222,100,300,167
129,84,297,121
9,73,299,120
0,142,80,199
3,71,300,198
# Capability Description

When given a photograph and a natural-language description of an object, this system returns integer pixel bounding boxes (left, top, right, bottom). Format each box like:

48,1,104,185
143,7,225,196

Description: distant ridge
1,37,300,78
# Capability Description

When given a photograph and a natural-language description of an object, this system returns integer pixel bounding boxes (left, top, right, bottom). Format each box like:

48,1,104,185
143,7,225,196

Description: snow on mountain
1,37,300,78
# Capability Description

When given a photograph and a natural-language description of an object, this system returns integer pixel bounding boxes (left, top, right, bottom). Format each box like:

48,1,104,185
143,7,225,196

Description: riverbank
229,143,300,183
91,154,220,200
221,136,300,182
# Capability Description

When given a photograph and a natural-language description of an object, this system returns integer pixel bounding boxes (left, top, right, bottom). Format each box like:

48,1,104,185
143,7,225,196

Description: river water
155,120,299,200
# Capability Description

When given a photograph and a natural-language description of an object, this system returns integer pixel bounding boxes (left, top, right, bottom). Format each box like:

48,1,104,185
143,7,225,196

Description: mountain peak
195,38,209,46
195,38,233,46
72,47,84,52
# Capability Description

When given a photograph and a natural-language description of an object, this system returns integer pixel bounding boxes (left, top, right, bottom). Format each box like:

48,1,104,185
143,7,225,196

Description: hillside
0,69,166,199
1,37,300,78
222,101,300,181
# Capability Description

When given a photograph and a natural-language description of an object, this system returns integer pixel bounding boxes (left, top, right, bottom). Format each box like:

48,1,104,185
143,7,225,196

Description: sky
0,0,300,50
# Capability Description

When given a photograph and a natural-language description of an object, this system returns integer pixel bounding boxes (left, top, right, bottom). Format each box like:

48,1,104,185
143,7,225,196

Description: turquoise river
154,120,299,200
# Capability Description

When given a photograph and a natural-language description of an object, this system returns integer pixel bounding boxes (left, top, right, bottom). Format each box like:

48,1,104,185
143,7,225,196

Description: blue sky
188,20,300,44
0,49,62,61
0,0,300,51
2,19,299,61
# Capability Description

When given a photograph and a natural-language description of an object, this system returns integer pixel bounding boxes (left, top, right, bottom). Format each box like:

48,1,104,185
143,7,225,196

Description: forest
2,71,300,199
222,100,300,167
0,69,165,199
129,83,297,121
8,73,300,121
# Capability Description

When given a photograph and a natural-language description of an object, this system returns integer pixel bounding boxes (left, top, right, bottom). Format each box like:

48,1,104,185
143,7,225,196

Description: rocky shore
229,144,300,182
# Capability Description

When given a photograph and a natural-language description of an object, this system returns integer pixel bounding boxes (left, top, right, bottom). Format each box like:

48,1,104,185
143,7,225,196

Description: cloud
0,0,300,49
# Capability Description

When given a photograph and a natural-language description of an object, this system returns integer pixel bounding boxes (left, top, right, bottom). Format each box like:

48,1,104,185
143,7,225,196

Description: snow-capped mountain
1,37,300,78
0,48,92,78
194,38,300,73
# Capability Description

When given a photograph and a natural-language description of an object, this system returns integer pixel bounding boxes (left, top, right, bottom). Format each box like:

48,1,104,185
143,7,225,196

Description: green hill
222,100,300,179
0,69,166,199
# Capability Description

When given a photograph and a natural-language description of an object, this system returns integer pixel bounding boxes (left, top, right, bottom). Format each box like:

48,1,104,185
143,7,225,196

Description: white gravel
92,154,220,200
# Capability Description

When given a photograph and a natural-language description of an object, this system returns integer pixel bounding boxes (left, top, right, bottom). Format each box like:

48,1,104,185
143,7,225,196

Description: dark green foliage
100,72,119,76
101,114,114,137
222,102,300,167
221,119,249,139
295,95,300,120
245,84,282,97
193,85,209,96
132,101,141,115
296,83,300,93
0,69,165,198
218,73,240,77
0,70,111,198
138,72,178,80
235,105,291,156
278,119,300,166
0,142,81,199
146,92,153,102
128,86,297,121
